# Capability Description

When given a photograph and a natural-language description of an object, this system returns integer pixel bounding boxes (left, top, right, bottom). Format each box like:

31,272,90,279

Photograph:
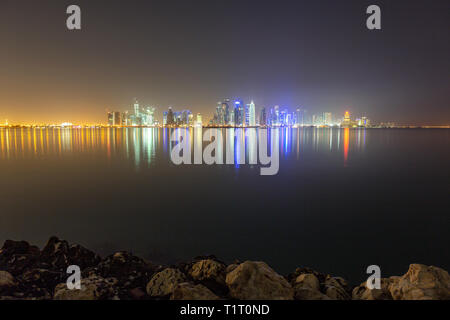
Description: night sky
0,0,449,125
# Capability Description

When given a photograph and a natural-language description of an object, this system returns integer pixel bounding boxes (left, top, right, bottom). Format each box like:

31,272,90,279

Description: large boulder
388,264,450,300
352,278,394,300
287,266,328,285
0,271,17,295
40,237,101,271
0,240,40,276
53,275,118,300
146,268,187,298
171,282,220,300
189,259,227,296
189,259,226,284
292,273,330,300
294,273,320,291
225,261,293,300
323,276,351,300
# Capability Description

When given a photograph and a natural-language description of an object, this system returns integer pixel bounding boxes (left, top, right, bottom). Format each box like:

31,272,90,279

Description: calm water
0,127,449,282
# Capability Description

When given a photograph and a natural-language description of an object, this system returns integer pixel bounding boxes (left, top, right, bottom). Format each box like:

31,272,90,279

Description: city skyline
0,1,448,125
1,95,447,127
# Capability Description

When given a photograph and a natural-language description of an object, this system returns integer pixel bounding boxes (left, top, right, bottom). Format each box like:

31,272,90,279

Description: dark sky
0,0,449,124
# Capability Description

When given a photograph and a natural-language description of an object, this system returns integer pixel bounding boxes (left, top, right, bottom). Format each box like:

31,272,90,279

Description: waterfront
0,127,449,282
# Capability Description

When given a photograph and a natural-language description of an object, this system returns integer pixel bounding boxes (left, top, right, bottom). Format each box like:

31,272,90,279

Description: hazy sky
0,0,449,124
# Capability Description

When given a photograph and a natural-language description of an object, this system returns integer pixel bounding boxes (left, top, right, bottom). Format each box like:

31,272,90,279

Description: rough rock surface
292,273,330,300
40,236,101,271
388,264,450,300
0,271,17,295
188,259,228,295
54,275,118,300
146,268,187,297
1,237,450,300
295,273,320,291
171,282,220,300
84,251,156,299
0,240,40,276
323,276,352,300
352,278,394,300
226,261,294,300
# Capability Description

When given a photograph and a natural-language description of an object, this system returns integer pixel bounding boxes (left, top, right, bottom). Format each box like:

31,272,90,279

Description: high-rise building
247,101,256,126
167,107,175,125
234,100,244,126
196,113,202,127
134,99,140,117
323,112,332,125
216,102,224,125
222,99,230,125
341,111,352,127
260,107,267,126
274,106,280,126
107,111,122,126
107,112,114,126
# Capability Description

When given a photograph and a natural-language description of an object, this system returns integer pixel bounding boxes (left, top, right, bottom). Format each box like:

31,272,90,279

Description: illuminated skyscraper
342,111,352,127
260,107,267,126
107,111,122,126
216,102,224,125
274,106,280,126
134,99,140,117
234,100,244,126
196,113,202,127
323,112,332,125
107,112,114,125
167,107,175,125
247,101,256,126
222,99,230,125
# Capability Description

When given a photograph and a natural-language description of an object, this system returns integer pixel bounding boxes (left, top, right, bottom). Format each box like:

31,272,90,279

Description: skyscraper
134,99,140,117
167,107,175,125
323,112,332,125
247,101,256,126
216,102,224,125
222,99,230,125
260,107,267,126
234,100,244,126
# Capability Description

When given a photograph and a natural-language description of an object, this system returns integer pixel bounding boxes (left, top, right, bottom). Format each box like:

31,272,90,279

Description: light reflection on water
0,127,361,168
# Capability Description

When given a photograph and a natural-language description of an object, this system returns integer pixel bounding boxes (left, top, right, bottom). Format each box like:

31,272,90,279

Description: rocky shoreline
0,237,449,300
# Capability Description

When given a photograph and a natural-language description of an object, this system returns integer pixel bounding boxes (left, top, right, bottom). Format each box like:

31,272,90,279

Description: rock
225,261,294,300
294,287,330,300
189,259,226,283
287,267,328,285
189,259,227,296
0,240,40,276
40,236,101,271
352,278,393,300
292,273,330,300
85,251,156,299
323,276,351,300
388,264,450,300
16,268,64,298
171,282,220,300
53,275,118,300
294,273,320,291
226,264,238,274
0,271,17,295
146,268,187,298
